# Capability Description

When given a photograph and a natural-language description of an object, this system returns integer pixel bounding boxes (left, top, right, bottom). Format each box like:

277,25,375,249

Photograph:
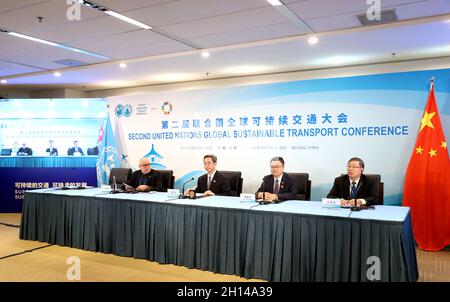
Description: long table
19,189,418,282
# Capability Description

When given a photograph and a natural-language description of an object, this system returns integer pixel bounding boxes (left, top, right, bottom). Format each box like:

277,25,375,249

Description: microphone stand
179,178,194,199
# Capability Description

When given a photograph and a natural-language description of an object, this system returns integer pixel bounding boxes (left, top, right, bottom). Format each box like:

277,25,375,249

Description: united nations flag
96,113,120,186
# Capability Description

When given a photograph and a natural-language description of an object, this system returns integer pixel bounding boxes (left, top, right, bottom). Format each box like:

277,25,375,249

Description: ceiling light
105,10,152,30
54,72,61,77
119,62,127,68
8,31,58,46
2,29,110,59
201,51,210,58
0,79,6,84
267,0,283,6
308,36,318,45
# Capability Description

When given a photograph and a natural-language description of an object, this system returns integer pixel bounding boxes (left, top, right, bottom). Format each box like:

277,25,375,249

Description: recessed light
119,62,127,68
54,72,61,77
267,0,282,6
308,36,318,45
0,79,6,84
201,51,210,58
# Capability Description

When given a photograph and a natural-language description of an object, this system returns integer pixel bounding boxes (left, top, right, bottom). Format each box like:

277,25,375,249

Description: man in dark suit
67,141,85,156
327,157,379,206
126,158,163,192
195,154,230,196
45,140,58,156
17,143,32,156
256,157,297,203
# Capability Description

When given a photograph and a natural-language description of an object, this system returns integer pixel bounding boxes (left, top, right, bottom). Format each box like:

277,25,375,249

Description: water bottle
113,176,117,191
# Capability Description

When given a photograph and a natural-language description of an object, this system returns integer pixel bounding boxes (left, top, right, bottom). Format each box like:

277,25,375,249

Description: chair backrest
286,172,311,200
1,148,12,156
220,170,243,197
109,168,132,187
365,174,383,205
340,173,383,205
87,148,95,155
155,170,174,191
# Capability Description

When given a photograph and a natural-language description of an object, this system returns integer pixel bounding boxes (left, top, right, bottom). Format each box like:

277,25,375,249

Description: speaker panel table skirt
20,190,418,282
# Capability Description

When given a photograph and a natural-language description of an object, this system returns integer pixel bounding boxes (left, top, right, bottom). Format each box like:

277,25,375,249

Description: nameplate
240,193,255,202
100,185,111,192
322,198,341,208
167,189,180,198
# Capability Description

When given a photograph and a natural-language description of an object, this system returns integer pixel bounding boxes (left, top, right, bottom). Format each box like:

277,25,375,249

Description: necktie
207,175,212,190
351,181,357,198
274,179,280,195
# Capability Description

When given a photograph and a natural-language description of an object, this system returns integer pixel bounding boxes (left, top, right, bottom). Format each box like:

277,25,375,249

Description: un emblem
115,104,132,117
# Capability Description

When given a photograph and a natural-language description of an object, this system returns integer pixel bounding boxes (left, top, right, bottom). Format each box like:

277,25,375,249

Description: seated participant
126,158,163,192
17,143,32,156
256,157,297,203
194,154,230,196
67,141,85,156
45,140,58,156
327,157,379,207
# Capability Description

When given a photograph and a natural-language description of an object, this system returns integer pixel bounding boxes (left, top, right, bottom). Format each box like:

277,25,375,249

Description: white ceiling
0,0,449,91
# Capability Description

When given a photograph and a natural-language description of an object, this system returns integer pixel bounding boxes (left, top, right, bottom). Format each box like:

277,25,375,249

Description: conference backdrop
113,68,447,205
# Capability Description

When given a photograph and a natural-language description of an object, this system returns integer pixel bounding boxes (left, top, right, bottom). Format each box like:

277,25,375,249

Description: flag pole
430,77,435,90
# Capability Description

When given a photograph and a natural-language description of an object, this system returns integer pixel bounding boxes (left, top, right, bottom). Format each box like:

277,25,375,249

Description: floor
1,214,449,282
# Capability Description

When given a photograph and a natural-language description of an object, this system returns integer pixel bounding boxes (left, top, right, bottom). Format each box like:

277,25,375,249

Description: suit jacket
127,169,163,192
256,173,297,202
195,171,231,196
67,147,84,156
46,147,58,156
327,174,379,205
17,147,32,156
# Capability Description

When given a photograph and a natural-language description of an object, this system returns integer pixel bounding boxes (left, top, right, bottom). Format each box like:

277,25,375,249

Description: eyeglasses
270,165,283,169
139,164,150,167
346,165,361,169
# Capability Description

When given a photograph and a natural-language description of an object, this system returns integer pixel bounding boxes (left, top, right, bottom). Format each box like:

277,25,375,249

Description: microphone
110,175,121,194
351,197,361,211
259,178,269,205
179,177,194,199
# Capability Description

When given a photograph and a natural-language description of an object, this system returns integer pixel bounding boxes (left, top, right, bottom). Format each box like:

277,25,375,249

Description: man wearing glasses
194,154,231,196
126,158,163,192
255,157,297,203
327,157,379,207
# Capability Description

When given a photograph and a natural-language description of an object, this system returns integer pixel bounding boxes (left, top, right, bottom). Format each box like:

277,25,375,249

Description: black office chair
155,170,174,192
339,173,383,205
365,174,383,205
220,171,243,197
286,172,311,200
109,168,132,188
87,148,95,155
1,148,12,156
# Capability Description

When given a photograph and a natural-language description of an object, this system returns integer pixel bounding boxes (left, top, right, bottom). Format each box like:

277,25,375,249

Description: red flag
403,83,450,251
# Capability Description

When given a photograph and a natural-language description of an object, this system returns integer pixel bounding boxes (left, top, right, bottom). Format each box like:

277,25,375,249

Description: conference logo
115,104,133,117
161,101,173,115
143,144,166,169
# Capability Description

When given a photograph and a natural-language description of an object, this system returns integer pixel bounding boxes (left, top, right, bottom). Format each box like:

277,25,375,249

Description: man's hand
204,190,215,196
340,199,356,207
136,185,150,192
262,193,278,203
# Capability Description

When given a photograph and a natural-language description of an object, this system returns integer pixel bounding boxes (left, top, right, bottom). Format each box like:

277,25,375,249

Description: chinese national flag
403,84,450,251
